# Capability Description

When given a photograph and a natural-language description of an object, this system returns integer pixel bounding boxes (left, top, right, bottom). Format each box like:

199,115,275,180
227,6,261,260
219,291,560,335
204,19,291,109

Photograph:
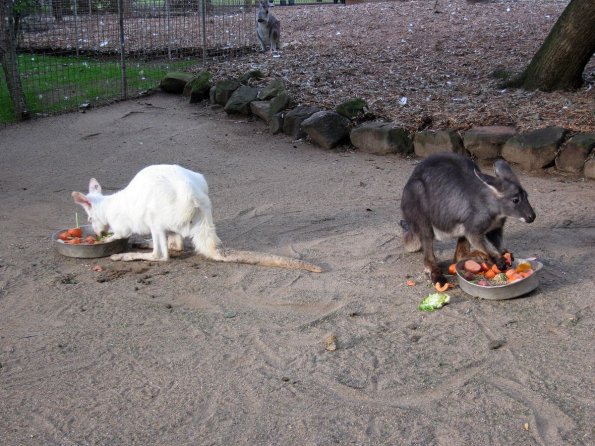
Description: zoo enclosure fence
0,0,339,123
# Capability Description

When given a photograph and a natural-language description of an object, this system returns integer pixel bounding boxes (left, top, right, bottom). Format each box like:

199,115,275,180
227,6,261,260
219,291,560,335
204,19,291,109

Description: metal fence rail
3,0,338,123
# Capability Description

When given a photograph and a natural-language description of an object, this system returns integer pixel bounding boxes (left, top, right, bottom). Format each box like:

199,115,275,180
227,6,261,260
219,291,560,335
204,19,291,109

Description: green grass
0,54,196,122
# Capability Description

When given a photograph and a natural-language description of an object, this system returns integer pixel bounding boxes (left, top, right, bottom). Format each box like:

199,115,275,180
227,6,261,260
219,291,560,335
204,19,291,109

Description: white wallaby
71,165,322,272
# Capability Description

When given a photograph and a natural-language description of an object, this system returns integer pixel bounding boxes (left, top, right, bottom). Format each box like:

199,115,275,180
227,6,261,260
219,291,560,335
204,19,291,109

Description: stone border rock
159,71,595,180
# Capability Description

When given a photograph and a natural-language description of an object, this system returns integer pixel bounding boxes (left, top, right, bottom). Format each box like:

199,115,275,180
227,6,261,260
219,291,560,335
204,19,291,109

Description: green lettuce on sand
418,293,451,311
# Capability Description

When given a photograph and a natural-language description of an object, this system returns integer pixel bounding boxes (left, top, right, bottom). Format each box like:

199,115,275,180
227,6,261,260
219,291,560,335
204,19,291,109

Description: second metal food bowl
456,258,543,300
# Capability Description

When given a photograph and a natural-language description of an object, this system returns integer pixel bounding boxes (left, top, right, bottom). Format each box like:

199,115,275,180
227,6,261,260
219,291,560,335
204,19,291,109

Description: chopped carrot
435,282,451,292
406,279,416,287
507,272,523,283
505,268,517,279
484,269,496,280
519,270,533,279
491,264,502,274
67,227,83,238
480,262,490,272
448,263,457,275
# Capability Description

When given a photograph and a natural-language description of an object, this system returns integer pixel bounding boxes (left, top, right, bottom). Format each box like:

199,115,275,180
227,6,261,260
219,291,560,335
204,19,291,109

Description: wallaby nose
524,211,536,223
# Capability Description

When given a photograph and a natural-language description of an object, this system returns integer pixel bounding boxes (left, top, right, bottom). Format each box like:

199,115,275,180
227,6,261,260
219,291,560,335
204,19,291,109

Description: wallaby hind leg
168,233,184,251
419,231,445,286
111,229,170,261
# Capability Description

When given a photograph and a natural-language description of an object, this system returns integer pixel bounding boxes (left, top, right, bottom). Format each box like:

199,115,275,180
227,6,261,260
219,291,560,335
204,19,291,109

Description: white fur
72,165,220,262
71,165,322,272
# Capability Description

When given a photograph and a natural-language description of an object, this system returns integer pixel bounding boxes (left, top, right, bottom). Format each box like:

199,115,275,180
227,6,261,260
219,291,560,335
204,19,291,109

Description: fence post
165,0,172,60
201,0,207,66
118,0,127,100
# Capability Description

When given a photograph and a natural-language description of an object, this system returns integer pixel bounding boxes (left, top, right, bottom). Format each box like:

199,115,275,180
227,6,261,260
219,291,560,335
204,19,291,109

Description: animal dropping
72,165,322,272
400,153,535,286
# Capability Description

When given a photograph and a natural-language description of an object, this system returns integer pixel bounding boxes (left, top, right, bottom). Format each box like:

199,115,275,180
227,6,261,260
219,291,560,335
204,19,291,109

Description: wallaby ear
89,178,102,195
72,191,92,212
494,159,519,184
474,169,503,198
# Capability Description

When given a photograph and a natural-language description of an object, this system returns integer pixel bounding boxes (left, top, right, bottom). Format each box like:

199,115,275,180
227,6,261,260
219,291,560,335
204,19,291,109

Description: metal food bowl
52,225,128,259
456,258,543,300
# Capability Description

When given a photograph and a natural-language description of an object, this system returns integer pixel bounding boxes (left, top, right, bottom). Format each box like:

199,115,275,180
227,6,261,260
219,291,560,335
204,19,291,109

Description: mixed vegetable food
454,255,535,287
57,228,112,245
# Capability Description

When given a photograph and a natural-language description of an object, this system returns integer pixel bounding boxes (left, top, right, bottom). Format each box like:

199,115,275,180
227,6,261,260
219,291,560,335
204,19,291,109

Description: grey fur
400,153,536,285
256,0,280,52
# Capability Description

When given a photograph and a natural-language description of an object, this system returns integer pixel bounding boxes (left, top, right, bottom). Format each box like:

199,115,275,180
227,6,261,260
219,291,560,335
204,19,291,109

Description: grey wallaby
400,153,536,286
256,0,280,52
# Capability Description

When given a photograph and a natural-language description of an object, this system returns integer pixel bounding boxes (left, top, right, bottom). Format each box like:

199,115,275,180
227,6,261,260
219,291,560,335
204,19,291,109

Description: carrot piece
448,263,457,275
480,262,490,272
484,269,496,280
507,273,523,283
435,282,450,292
464,260,482,274
519,270,533,278
491,264,502,274
505,268,517,279
67,227,83,238
58,231,69,241
406,279,416,287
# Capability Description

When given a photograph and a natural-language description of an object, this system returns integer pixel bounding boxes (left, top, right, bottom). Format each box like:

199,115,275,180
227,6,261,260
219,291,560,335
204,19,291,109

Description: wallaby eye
512,196,520,204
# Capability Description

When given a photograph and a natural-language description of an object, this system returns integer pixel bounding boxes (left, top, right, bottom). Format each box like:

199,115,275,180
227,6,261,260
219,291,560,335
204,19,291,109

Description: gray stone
270,112,285,135
502,127,567,171
335,98,368,120
159,72,194,94
463,126,517,160
350,121,413,156
301,110,351,149
250,101,272,123
224,85,259,115
213,79,241,106
239,69,265,84
584,155,595,180
258,78,287,100
283,106,322,139
182,71,212,103
268,91,291,116
555,133,595,174
414,129,466,158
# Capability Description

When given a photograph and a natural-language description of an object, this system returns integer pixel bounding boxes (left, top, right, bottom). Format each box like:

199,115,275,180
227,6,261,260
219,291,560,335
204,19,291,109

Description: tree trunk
0,1,28,120
506,0,595,91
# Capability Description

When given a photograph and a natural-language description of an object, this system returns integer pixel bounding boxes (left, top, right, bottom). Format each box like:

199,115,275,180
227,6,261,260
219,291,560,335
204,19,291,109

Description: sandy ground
1,93,594,446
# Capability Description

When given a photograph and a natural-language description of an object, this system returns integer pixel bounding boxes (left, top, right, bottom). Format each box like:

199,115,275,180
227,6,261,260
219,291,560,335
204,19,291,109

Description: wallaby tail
211,248,323,273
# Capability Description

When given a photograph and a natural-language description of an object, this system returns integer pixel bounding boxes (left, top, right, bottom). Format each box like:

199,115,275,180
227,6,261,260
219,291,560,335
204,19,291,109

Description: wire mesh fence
1,0,340,123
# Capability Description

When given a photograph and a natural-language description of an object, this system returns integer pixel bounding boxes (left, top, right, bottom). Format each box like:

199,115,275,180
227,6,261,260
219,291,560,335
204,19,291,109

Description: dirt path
1,93,594,445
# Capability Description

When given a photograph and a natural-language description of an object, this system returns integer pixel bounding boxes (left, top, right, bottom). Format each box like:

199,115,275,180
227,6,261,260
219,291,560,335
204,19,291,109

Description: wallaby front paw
495,257,508,272
110,253,124,261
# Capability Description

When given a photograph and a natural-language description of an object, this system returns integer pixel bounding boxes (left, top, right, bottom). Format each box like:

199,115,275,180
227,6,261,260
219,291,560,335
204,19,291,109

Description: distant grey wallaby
400,153,536,286
256,0,280,52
